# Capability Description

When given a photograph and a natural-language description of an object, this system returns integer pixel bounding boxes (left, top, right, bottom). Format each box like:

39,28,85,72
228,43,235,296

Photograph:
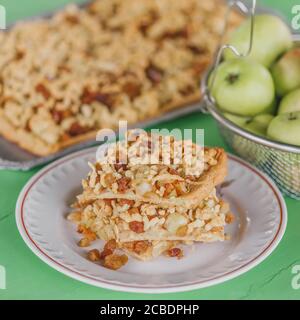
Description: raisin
117,177,131,193
129,221,144,233
100,249,113,259
122,81,141,100
103,239,117,252
133,241,150,254
167,248,183,258
87,249,101,262
52,110,64,124
187,45,206,55
81,88,115,109
65,15,79,24
128,207,140,215
68,122,88,136
103,254,128,270
114,163,127,171
35,83,51,100
145,65,163,84
163,183,174,197
118,199,135,207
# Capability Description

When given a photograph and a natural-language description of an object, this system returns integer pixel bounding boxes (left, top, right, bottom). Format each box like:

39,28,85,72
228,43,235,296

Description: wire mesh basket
202,0,300,199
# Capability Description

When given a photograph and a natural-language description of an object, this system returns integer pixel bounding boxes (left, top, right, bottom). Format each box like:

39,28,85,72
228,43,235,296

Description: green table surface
0,0,300,300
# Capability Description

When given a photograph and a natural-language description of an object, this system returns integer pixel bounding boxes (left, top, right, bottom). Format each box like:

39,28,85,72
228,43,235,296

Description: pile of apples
211,14,300,147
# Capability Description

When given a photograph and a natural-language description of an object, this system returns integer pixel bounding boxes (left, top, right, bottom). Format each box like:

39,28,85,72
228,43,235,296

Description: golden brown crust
0,111,59,156
0,0,242,156
0,91,200,156
181,148,227,206
0,92,201,156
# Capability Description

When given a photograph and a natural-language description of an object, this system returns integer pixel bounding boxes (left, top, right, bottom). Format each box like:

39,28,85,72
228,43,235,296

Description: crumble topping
70,188,230,243
80,131,222,201
0,0,242,153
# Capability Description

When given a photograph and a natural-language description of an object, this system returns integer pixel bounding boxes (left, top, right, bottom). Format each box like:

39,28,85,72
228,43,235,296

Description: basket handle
201,0,257,113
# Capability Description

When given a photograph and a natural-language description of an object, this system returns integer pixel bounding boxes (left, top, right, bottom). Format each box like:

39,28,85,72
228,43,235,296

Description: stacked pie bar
68,131,233,268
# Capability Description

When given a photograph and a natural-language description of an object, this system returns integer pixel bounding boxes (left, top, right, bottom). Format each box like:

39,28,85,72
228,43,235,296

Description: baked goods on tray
0,0,243,156
68,130,234,269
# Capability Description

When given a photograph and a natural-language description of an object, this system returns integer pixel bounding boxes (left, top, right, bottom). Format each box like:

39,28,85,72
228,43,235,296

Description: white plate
16,147,287,293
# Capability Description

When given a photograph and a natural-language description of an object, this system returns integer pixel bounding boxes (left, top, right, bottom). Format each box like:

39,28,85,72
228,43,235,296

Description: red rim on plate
16,148,287,293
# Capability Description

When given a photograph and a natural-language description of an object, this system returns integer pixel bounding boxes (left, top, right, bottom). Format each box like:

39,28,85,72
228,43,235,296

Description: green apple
278,88,300,114
210,58,275,116
244,114,274,137
267,112,300,146
253,114,274,127
264,98,278,115
271,48,300,96
224,14,292,67
223,112,251,126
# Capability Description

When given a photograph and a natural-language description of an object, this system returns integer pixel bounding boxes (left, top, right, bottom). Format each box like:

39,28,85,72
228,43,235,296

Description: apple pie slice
71,188,231,243
68,131,233,269
79,131,227,208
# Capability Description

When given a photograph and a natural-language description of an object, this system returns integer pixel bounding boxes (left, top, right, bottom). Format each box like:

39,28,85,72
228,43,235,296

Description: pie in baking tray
0,0,242,155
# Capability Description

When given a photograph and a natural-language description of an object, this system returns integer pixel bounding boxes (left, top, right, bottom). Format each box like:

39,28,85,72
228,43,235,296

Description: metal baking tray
0,1,280,170
0,103,201,170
